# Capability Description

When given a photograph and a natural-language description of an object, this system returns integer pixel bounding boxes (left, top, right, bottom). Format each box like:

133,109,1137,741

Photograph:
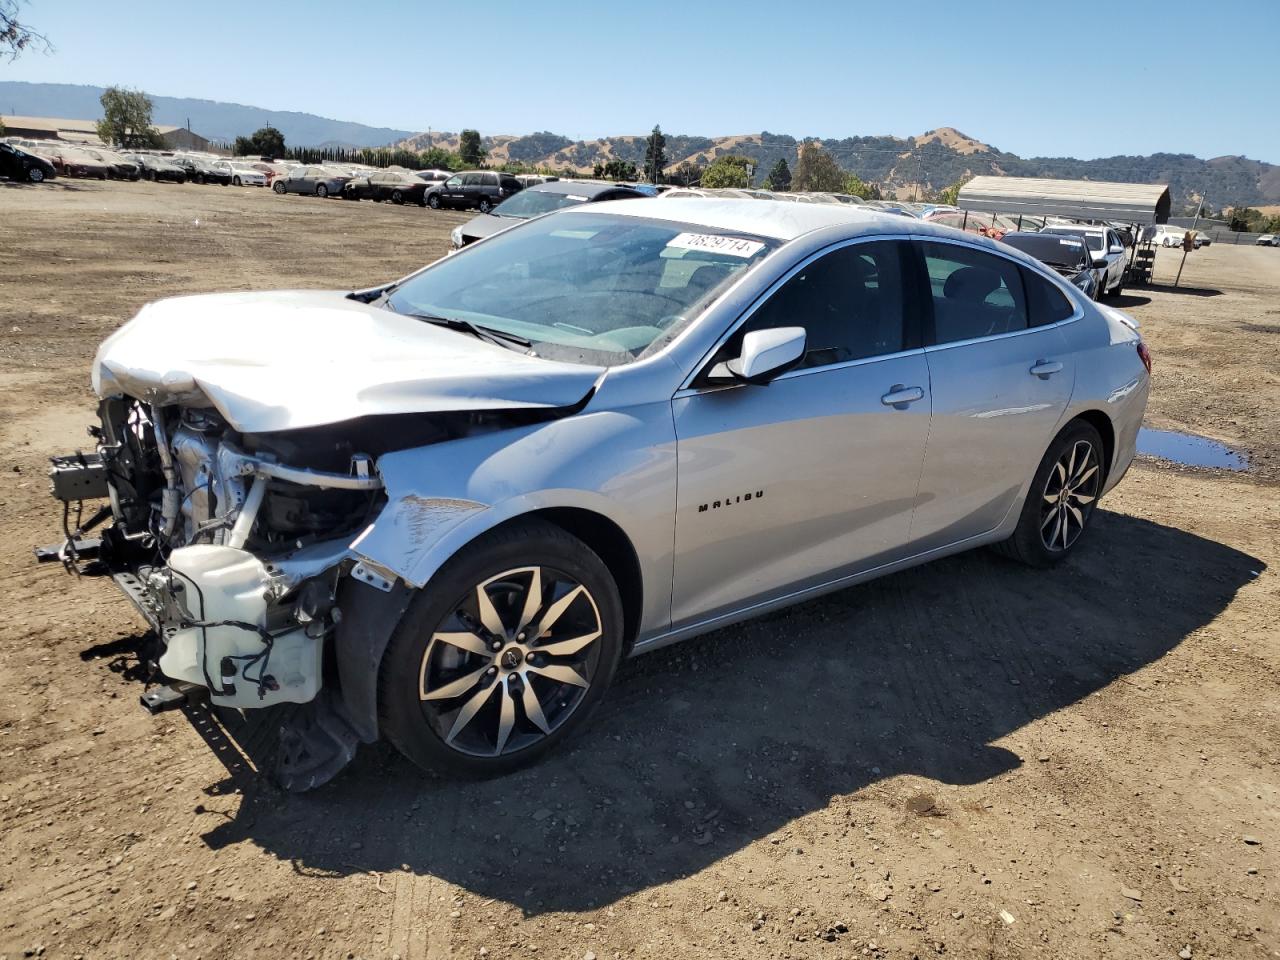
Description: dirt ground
0,180,1277,960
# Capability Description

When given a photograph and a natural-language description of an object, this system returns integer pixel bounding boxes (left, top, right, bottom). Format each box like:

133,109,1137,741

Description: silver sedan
61,199,1151,788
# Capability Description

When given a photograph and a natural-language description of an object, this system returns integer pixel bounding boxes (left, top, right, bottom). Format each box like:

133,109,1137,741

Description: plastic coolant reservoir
158,545,322,708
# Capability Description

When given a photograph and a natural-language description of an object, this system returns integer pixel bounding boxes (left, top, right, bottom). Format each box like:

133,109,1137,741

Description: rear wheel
316,184,328,198
478,197,493,213
391,189,404,204
233,176,242,186
379,520,624,777
993,420,1105,568
273,181,286,194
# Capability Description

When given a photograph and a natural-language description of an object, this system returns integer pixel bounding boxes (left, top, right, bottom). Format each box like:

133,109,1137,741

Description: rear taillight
1136,340,1152,374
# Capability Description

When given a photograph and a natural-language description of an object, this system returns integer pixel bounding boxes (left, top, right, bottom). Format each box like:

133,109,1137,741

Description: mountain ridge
0,81,414,149
2,81,1273,207
397,127,1276,208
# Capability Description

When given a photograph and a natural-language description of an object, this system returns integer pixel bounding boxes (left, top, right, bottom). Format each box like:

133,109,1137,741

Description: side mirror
1109,245,1124,254
1092,257,1108,268
709,327,806,385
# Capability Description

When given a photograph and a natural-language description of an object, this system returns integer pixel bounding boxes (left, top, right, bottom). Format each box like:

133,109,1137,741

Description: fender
351,404,678,641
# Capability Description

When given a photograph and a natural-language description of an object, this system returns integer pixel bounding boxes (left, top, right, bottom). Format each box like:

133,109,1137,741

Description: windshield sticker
1059,239,1083,246
667,233,765,258
548,229,599,240
565,195,589,202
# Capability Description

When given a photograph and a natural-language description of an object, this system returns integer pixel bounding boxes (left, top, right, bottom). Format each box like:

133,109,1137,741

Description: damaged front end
77,398,384,709
45,290,606,788
44,396,427,788
46,391,585,789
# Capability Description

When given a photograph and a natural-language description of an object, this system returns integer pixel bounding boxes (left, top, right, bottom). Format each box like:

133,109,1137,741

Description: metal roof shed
957,176,1171,224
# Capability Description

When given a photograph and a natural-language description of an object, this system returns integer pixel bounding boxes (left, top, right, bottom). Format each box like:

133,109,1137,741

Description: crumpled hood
93,290,603,432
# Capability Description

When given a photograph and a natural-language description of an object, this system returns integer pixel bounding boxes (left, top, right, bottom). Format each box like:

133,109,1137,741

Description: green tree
0,116,5,137
459,129,485,167
791,141,845,192
419,146,462,171
96,87,162,149
593,158,638,180
1266,214,1280,234
669,161,702,186
936,175,972,207
842,173,875,200
701,154,751,189
644,124,667,184
765,158,791,191
1,0,49,60
1225,206,1264,231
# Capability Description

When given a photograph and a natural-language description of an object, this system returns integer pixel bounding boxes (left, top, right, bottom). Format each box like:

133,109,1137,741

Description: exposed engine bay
62,397,386,709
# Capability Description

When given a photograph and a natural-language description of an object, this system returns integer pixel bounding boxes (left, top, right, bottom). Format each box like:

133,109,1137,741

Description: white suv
1041,225,1127,298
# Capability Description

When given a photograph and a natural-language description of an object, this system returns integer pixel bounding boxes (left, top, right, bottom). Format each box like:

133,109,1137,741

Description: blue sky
4,0,1279,162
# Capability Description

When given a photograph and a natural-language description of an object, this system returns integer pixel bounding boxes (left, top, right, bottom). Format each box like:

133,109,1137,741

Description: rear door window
1021,268,1076,327
918,241,1028,344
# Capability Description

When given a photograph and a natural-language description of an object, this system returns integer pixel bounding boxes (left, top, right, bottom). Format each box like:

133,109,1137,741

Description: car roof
526,180,640,199
563,196,911,241
1043,224,1106,234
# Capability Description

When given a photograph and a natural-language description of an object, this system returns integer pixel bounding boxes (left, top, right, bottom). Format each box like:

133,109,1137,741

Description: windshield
1045,228,1104,252
386,211,776,366
492,189,589,219
1001,233,1087,268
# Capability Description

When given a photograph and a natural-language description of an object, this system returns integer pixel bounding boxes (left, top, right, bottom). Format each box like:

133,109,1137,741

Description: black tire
478,198,492,213
379,520,625,778
147,170,157,182
233,176,242,187
993,419,1106,568
273,181,286,194
27,166,45,183
428,193,442,209
316,184,328,198
391,189,404,204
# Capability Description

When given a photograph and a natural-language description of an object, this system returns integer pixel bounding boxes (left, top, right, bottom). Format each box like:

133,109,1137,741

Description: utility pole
1174,193,1205,288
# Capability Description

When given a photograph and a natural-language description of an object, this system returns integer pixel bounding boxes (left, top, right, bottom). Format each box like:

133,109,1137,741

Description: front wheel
391,189,404,204
273,181,286,194
379,520,625,777
27,166,45,183
316,184,328,198
428,193,442,209
993,420,1105,568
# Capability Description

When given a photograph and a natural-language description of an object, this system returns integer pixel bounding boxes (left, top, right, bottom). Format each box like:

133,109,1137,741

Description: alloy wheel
418,566,604,757
1040,439,1100,551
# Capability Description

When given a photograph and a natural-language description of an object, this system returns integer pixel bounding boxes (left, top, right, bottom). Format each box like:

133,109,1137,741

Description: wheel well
517,507,643,654
1071,410,1115,481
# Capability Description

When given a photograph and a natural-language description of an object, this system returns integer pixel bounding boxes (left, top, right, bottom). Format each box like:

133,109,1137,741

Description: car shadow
1109,293,1153,309
1148,284,1223,298
114,509,1261,916
0,179,93,192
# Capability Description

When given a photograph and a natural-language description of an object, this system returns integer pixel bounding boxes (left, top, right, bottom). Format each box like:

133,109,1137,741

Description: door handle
1030,360,1063,379
880,385,924,407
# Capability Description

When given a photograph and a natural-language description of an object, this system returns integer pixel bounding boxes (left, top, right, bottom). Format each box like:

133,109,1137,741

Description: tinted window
1000,233,1087,270
919,241,1028,344
737,241,908,370
460,173,480,186
500,176,521,191
484,173,499,186
1021,268,1075,327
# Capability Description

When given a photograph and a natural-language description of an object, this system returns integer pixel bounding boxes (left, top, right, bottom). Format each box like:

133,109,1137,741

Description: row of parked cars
0,139,280,187
424,178,1150,303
